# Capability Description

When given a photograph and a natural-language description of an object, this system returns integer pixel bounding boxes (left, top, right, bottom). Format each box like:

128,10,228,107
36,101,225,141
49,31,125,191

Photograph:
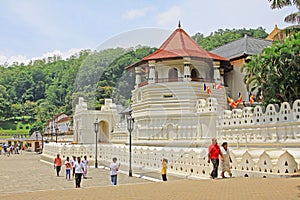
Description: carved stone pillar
148,60,156,84
213,61,221,84
135,67,141,88
183,61,191,81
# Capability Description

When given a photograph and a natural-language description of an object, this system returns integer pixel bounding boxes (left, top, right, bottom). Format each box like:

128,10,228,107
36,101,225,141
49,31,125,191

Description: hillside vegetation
0,27,268,134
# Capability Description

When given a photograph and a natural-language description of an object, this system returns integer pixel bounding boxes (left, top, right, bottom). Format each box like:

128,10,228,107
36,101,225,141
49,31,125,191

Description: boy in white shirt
110,157,120,185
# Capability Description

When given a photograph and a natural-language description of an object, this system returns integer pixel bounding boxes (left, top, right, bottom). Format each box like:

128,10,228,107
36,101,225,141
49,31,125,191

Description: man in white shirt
220,142,232,178
74,157,84,188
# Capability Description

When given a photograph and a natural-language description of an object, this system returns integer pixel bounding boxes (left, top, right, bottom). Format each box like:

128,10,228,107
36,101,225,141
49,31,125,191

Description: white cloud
0,55,28,66
31,48,82,62
123,8,149,20
0,48,82,66
157,6,182,26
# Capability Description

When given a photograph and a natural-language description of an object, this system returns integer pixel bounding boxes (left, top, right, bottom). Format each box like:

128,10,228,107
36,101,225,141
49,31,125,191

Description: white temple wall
218,100,300,143
42,143,300,178
73,98,119,144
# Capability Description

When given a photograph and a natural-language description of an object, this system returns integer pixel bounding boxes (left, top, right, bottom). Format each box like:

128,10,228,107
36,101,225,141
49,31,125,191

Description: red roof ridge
143,26,227,61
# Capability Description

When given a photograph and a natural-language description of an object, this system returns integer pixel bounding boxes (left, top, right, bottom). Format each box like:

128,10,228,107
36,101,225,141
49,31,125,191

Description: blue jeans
66,169,70,180
210,159,219,178
111,175,117,185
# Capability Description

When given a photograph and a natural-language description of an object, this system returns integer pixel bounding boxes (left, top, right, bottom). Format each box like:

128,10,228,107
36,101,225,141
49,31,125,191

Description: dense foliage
0,47,156,133
242,32,300,105
192,27,268,51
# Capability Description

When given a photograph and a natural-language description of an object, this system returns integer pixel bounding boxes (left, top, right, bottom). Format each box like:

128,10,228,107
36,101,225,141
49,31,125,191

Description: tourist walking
54,154,62,176
74,156,84,188
208,138,224,179
110,157,120,185
65,156,71,180
161,158,168,181
220,142,232,178
71,156,76,178
82,155,88,179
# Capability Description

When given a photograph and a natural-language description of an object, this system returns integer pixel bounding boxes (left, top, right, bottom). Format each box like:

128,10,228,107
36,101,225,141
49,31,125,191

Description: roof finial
178,20,181,28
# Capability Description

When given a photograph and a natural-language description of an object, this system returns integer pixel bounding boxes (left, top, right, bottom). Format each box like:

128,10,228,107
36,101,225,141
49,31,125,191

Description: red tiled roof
143,26,227,61
56,116,72,124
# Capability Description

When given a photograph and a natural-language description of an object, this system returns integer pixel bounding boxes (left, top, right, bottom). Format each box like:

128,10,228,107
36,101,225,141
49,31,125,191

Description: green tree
242,32,300,105
192,27,268,51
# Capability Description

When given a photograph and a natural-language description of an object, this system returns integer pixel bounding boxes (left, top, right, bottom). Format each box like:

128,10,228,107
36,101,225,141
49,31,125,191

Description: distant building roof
210,35,272,60
266,25,300,41
142,22,227,61
266,25,280,40
26,132,42,141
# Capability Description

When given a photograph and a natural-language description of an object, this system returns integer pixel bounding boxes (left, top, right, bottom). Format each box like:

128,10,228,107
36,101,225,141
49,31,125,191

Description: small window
163,94,173,98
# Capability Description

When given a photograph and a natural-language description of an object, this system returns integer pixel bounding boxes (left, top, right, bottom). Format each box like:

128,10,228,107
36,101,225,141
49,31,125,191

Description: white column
183,61,191,81
219,68,225,85
213,61,221,84
148,60,156,84
135,67,142,88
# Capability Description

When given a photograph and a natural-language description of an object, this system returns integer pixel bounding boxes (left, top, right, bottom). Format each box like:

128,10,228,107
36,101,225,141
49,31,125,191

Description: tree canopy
0,46,156,133
242,32,300,105
192,27,268,51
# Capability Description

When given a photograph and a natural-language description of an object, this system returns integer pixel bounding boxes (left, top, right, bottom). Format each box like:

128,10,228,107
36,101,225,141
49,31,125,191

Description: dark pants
56,166,61,176
111,175,117,185
72,167,75,177
210,159,219,179
162,174,167,181
75,173,82,188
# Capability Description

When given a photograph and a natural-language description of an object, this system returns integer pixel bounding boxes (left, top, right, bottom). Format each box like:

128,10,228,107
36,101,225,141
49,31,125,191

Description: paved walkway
0,152,299,200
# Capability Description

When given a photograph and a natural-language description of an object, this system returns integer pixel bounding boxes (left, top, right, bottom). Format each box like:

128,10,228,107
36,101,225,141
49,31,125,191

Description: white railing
42,143,299,178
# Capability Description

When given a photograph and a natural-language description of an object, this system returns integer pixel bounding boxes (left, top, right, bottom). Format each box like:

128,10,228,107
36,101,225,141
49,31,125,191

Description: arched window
168,68,178,82
191,68,200,81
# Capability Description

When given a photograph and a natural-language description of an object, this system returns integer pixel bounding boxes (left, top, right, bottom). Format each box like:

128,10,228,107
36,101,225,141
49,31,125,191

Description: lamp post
35,132,38,152
55,126,58,143
94,118,99,168
127,105,134,177
41,132,44,151
51,127,53,142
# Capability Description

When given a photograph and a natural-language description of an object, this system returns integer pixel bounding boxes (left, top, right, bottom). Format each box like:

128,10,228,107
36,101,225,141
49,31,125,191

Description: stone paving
0,151,150,194
0,151,300,200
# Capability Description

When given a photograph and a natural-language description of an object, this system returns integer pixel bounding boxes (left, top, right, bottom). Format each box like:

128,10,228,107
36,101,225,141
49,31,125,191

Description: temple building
211,35,272,100
123,23,232,144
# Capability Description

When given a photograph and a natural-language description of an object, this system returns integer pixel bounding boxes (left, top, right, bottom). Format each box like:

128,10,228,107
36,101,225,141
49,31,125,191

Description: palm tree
268,0,300,24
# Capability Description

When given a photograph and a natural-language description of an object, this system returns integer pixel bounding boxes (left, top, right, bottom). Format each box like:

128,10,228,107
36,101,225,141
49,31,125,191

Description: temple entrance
168,68,178,82
34,142,40,152
99,120,109,142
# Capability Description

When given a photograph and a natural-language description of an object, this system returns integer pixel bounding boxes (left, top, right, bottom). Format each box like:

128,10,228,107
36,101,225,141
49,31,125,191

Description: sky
0,0,296,65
